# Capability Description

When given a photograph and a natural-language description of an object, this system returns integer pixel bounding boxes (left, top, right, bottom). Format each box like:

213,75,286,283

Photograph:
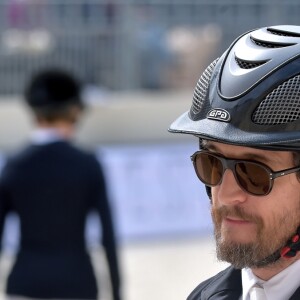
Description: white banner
98,142,212,241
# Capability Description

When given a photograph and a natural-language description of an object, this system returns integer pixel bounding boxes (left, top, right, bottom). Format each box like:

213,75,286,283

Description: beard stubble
211,205,299,269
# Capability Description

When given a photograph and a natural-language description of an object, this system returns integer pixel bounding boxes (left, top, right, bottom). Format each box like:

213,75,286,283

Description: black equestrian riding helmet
169,25,300,151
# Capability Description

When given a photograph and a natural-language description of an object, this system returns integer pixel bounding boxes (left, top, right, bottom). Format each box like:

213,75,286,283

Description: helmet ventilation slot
235,57,267,69
267,28,300,37
250,37,294,48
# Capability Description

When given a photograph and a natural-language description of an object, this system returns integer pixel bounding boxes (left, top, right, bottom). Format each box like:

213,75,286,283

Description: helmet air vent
267,28,300,37
252,75,300,125
191,58,219,114
235,57,267,69
250,37,294,48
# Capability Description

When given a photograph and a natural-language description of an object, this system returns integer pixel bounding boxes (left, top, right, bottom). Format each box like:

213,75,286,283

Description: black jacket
0,141,121,300
188,266,300,300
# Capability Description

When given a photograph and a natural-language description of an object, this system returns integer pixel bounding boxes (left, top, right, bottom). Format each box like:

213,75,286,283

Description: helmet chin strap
260,227,300,263
280,227,300,258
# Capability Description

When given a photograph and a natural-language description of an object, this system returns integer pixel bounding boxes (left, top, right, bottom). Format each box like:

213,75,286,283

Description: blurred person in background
0,69,122,300
169,25,300,299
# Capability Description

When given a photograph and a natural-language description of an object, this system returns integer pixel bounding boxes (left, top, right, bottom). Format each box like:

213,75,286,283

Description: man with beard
169,25,300,300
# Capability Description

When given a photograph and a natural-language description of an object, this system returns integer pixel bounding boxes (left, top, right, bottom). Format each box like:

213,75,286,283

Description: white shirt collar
30,128,65,145
242,259,300,300
242,267,259,300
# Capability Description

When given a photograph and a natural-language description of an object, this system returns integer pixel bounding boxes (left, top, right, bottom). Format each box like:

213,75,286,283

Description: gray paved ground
119,236,228,300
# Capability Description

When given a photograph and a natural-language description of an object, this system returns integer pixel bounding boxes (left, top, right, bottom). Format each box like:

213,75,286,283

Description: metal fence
0,0,299,94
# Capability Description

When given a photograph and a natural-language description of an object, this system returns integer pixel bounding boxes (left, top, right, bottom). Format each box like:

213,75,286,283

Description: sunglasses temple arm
271,166,300,179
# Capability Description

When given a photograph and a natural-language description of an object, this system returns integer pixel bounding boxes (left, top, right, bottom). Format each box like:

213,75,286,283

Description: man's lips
223,217,254,225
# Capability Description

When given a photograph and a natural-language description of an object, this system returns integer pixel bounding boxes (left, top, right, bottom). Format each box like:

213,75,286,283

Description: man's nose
215,169,248,205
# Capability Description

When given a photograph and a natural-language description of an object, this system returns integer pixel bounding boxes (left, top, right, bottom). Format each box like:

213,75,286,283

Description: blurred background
0,0,299,299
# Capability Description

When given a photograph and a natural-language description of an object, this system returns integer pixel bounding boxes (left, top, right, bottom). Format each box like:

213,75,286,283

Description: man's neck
251,254,300,280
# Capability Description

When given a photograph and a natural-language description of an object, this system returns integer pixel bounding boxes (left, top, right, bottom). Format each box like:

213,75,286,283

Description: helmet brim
169,111,300,151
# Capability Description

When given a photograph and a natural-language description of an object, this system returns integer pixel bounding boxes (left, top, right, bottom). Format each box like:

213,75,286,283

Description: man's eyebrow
204,142,276,163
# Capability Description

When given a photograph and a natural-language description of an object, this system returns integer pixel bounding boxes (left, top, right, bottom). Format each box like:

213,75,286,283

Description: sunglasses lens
235,162,271,195
194,153,223,186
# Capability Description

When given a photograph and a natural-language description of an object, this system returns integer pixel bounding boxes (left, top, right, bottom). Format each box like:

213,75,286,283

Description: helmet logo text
207,108,231,122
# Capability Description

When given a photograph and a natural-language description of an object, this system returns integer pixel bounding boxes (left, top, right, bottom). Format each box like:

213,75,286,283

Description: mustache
212,205,263,224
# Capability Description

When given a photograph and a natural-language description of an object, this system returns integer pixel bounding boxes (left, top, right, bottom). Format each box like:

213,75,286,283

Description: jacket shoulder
187,266,242,300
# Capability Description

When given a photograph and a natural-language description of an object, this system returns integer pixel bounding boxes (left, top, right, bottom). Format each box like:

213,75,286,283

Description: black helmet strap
280,226,300,258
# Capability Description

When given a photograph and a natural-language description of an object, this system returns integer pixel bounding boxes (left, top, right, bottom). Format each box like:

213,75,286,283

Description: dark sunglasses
190,150,300,196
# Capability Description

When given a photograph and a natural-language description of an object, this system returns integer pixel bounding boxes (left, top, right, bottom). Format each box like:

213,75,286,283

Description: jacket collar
202,266,242,300
290,287,300,300
199,266,300,299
